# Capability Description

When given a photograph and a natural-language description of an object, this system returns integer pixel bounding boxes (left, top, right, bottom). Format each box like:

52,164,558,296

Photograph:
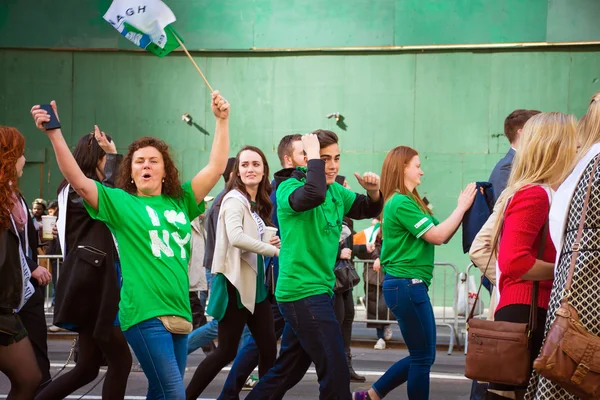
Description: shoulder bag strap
562,155,600,304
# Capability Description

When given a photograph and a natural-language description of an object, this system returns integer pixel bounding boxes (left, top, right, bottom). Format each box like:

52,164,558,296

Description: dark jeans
123,318,188,400
372,276,436,399
219,296,285,400
333,289,355,354
246,294,351,400
186,280,277,400
487,304,547,392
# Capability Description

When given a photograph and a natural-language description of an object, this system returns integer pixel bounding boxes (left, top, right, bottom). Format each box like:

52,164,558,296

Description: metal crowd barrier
353,259,461,354
38,254,63,313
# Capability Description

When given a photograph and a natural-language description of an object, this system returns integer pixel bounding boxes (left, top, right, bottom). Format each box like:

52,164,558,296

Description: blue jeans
123,318,188,400
470,380,488,399
187,319,251,356
372,276,436,399
219,300,286,399
246,294,350,400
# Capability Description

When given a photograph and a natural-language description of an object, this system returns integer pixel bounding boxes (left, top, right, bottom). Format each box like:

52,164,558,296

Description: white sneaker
384,325,393,341
374,338,386,350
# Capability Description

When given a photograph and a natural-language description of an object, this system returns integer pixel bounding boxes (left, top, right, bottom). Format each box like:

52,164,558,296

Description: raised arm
288,134,327,211
191,91,231,204
421,183,476,245
94,125,122,188
31,101,99,210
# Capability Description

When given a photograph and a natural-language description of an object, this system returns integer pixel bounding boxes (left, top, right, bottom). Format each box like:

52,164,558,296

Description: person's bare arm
31,101,99,210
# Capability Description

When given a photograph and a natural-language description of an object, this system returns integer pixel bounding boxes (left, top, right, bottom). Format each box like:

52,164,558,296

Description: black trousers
488,304,548,392
18,287,51,390
334,289,355,354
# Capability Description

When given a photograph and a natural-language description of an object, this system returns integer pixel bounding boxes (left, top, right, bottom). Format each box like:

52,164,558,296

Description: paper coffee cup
42,215,57,240
263,227,278,243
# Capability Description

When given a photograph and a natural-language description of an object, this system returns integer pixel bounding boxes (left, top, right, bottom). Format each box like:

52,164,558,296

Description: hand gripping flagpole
170,28,214,93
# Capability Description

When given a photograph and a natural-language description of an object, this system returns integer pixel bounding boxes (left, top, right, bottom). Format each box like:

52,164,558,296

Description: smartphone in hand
39,104,61,130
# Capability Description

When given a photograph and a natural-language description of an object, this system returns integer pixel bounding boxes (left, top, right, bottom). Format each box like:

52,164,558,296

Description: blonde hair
492,112,578,245
575,91,600,162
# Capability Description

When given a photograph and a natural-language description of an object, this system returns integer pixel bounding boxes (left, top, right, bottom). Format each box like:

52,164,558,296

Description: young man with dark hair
247,130,383,400
489,109,541,203
219,134,307,397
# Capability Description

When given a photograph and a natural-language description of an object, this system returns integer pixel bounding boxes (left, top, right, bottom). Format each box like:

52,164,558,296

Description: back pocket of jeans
382,286,399,312
408,283,429,305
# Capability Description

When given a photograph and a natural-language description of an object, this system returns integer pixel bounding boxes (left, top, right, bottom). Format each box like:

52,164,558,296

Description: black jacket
53,154,123,341
0,225,23,310
0,196,41,311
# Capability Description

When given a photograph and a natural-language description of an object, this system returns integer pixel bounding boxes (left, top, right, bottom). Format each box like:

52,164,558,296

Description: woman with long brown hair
186,145,280,399
353,146,475,400
0,126,43,399
31,91,230,400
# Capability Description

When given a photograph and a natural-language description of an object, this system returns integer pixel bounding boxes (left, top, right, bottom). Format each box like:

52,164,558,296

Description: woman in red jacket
486,112,578,400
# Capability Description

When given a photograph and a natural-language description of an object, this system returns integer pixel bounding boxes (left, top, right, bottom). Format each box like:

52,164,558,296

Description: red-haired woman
353,146,475,400
31,91,230,400
0,126,44,399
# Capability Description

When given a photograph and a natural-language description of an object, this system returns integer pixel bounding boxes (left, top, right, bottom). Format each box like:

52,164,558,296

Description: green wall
1,0,600,50
2,0,600,305
2,48,600,306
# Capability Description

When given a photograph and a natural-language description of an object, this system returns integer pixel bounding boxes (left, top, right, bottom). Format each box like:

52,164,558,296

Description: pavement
0,318,473,399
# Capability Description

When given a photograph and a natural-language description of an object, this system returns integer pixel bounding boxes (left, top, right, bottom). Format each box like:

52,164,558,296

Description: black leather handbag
334,259,360,293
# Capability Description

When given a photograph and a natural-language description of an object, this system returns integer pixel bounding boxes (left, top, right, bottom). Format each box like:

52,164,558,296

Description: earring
130,178,134,184
162,178,165,183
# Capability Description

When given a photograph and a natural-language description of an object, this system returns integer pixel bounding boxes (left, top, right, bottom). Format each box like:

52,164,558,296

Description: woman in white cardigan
186,145,280,399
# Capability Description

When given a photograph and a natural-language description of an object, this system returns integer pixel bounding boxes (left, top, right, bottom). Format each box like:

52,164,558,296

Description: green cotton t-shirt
380,193,439,287
84,181,205,331
276,179,356,302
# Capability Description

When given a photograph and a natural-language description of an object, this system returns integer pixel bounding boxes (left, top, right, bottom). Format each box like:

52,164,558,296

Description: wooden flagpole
171,30,214,93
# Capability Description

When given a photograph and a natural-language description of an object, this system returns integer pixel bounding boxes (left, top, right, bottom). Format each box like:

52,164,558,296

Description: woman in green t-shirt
186,145,280,399
353,146,475,400
31,91,231,400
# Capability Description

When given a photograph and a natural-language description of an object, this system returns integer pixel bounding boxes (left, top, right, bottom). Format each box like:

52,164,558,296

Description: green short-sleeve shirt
380,193,439,286
84,181,205,331
275,178,356,302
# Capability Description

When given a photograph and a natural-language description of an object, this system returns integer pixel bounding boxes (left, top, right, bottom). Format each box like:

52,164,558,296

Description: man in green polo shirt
247,130,383,400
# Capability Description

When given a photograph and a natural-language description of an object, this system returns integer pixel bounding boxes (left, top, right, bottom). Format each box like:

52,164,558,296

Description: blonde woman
526,95,600,399
486,112,578,400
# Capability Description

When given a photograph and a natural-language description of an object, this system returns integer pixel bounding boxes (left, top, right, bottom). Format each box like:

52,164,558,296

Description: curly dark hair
221,145,273,226
117,137,183,198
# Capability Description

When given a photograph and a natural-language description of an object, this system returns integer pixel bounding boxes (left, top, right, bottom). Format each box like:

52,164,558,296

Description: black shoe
347,353,366,383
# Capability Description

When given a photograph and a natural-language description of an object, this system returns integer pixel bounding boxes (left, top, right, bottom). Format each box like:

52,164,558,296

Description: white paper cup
263,227,278,243
42,215,57,240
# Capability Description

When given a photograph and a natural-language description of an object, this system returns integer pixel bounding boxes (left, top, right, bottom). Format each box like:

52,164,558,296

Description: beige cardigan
211,190,278,314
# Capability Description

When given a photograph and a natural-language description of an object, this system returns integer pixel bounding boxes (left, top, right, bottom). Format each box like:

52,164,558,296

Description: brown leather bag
464,199,546,386
533,156,600,400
